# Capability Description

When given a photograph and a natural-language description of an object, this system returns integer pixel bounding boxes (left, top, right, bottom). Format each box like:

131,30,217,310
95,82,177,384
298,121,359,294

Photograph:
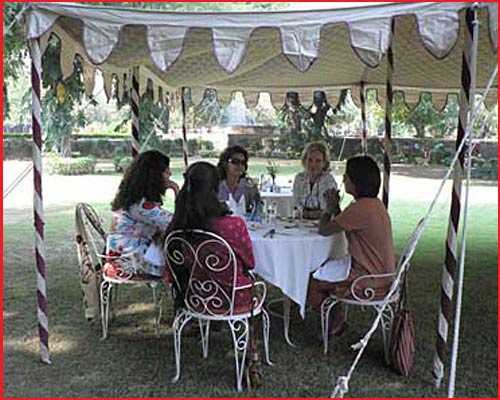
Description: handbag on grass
245,276,263,392
389,269,415,377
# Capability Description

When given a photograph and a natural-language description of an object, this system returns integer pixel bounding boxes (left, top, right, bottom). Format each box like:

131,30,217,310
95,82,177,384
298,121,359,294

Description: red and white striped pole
29,38,51,364
382,19,395,208
433,8,475,390
360,81,367,155
181,87,189,170
130,66,140,158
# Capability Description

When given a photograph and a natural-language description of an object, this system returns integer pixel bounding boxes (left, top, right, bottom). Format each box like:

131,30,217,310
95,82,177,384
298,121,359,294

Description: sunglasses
228,158,247,167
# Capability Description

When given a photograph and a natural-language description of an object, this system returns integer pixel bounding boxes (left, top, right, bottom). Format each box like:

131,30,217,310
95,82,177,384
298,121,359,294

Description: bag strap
398,258,410,310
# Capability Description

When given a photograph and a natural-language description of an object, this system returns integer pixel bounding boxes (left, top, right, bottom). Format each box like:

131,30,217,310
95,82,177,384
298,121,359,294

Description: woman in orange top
308,155,395,335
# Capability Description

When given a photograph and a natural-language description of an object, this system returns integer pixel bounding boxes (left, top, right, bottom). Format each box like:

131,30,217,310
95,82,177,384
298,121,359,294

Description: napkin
228,193,246,216
144,242,165,267
313,255,351,283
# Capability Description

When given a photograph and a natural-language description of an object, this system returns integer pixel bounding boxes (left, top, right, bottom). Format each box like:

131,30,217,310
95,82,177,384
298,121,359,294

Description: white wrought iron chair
164,229,271,392
75,203,165,339
320,220,424,358
320,271,399,359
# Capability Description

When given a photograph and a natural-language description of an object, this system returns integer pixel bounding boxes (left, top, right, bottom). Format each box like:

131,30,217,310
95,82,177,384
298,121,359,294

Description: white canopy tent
21,2,497,397
25,2,497,108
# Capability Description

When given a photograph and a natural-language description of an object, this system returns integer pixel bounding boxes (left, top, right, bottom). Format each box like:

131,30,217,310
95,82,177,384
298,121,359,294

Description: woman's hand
165,179,180,196
324,189,341,215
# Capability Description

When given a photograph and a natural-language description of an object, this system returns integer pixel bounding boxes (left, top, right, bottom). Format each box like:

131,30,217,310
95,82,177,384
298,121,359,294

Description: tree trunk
60,136,72,157
413,122,426,138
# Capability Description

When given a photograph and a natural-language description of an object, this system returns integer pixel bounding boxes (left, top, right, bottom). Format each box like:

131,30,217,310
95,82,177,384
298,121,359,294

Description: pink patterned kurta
189,216,255,312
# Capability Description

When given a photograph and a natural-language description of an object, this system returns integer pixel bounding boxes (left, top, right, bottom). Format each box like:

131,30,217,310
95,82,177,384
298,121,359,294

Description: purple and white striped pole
130,66,140,158
382,19,395,209
432,8,474,390
29,38,51,364
181,87,189,170
360,81,368,155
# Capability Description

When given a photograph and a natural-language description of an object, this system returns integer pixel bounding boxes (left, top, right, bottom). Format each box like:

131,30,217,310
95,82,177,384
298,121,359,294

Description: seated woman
308,155,395,334
169,161,255,311
107,150,179,279
293,141,338,220
217,145,262,216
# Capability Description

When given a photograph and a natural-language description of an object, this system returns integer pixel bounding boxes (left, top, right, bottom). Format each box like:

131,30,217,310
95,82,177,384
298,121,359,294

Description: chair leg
320,297,338,355
100,280,112,339
378,304,395,364
261,308,273,365
200,319,211,359
282,297,295,347
172,311,192,384
153,283,167,338
110,285,118,320
228,318,249,392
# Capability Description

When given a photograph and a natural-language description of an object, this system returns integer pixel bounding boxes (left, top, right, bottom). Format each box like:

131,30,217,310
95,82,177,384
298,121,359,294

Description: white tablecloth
260,190,294,217
249,221,335,318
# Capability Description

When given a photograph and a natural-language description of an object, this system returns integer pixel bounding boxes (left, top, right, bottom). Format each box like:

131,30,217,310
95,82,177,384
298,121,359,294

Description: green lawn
3,181,497,397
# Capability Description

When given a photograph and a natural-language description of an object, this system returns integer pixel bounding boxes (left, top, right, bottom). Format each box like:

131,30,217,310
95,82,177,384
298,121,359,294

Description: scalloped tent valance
24,2,498,109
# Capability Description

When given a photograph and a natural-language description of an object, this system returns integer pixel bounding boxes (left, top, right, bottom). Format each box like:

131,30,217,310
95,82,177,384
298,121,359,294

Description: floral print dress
107,198,172,277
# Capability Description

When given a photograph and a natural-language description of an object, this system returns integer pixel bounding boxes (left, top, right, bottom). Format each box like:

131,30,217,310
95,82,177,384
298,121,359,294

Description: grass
3,169,498,397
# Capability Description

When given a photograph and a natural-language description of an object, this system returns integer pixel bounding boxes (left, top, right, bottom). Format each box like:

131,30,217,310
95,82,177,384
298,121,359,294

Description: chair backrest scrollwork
165,229,239,316
350,218,426,303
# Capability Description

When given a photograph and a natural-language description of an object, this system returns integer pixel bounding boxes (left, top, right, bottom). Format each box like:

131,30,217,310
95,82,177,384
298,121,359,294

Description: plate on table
247,222,262,231
302,221,319,228
283,222,299,229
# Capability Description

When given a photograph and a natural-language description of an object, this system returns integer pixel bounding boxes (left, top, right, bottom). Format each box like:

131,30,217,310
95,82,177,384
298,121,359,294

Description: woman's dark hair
171,161,230,230
346,155,381,198
216,145,249,181
111,150,170,211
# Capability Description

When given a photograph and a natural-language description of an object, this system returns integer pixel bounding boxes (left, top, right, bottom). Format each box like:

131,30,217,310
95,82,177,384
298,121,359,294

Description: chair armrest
234,280,267,305
350,272,396,302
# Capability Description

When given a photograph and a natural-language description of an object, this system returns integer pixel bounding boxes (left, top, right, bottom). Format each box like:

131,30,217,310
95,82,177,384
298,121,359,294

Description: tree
41,36,90,156
3,2,29,119
3,1,293,152
194,90,221,127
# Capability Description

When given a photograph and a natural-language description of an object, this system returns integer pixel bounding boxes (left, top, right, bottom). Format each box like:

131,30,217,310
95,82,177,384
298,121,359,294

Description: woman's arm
165,179,180,196
230,217,255,271
292,173,303,207
318,189,344,236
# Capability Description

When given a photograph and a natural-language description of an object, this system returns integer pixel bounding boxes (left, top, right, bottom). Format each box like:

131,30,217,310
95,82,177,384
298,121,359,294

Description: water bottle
266,203,275,226
293,205,303,220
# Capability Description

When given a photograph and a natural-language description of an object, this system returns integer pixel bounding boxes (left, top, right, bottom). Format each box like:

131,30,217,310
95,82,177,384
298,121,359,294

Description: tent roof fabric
24,2,497,108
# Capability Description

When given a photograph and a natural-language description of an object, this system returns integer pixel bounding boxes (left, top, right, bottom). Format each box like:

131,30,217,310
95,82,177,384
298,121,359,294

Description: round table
248,220,334,318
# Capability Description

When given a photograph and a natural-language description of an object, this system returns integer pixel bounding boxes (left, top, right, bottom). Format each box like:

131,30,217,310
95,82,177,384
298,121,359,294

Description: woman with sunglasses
293,141,338,220
217,145,263,216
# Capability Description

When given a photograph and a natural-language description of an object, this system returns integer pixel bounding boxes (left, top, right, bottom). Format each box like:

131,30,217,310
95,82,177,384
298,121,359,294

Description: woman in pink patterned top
169,161,255,310
107,150,179,278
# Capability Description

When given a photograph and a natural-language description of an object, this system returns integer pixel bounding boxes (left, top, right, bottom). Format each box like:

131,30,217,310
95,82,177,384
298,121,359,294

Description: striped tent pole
130,66,140,158
181,87,189,170
360,81,368,155
29,38,51,364
432,8,475,390
382,19,395,208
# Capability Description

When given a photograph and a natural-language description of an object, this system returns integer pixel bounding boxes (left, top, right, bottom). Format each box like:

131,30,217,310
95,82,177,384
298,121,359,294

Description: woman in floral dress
106,150,179,279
